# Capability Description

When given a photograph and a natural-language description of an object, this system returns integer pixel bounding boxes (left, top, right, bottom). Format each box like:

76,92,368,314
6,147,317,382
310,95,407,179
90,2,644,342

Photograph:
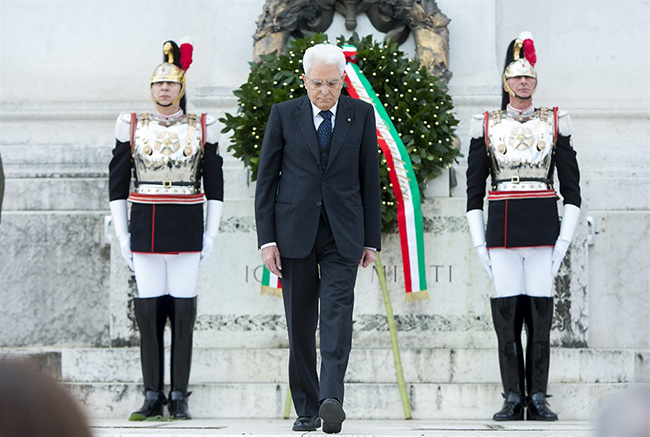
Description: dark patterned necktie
317,110,332,149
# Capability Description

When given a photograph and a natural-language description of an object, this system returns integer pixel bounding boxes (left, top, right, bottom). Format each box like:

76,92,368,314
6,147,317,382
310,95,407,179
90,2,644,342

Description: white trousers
132,252,200,298
489,247,553,298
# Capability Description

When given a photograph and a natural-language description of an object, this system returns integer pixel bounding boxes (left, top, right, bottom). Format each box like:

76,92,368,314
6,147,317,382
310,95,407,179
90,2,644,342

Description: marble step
68,380,629,421
0,169,253,212
89,419,595,437
12,347,640,385
0,135,252,211
4,347,643,420
0,113,239,152
1,150,244,177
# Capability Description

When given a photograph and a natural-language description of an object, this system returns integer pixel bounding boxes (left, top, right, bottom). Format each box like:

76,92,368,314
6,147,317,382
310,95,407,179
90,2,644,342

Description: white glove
200,232,215,268
551,238,570,276
475,243,493,279
117,233,134,271
200,200,223,267
466,209,493,279
551,204,581,276
109,199,133,270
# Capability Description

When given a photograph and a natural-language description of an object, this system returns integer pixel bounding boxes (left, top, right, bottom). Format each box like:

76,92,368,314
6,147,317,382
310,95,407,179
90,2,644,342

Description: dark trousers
280,211,359,417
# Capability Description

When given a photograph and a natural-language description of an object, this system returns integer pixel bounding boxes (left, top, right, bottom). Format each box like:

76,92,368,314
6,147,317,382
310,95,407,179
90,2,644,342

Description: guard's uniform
467,107,581,249
465,32,582,422
109,111,224,253
108,39,223,421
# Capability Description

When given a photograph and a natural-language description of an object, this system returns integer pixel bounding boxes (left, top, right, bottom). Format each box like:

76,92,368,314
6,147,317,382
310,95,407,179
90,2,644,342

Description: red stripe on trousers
150,204,156,253
503,199,508,248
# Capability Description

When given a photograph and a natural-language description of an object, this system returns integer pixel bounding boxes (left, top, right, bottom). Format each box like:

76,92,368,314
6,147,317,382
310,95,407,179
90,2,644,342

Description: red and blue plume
519,31,537,67
179,36,194,71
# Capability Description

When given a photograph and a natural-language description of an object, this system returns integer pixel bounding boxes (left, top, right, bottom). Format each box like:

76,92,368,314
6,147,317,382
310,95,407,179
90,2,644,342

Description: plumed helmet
150,38,193,106
502,31,538,105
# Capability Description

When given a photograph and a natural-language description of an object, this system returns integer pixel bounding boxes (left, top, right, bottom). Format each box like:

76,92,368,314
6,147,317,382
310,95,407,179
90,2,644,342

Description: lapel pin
347,118,351,122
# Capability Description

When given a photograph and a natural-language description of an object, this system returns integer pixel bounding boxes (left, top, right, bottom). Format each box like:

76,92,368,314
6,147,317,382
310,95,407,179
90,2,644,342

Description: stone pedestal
108,197,590,350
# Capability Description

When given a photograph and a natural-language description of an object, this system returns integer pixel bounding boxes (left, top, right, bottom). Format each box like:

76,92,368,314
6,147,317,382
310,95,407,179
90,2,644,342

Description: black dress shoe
319,398,346,434
168,390,192,420
527,392,558,421
292,416,321,431
493,392,525,421
129,390,166,421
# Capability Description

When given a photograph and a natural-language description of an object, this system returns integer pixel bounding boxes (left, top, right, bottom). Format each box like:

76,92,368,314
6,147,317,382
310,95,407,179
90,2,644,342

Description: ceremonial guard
466,32,581,421
109,39,224,420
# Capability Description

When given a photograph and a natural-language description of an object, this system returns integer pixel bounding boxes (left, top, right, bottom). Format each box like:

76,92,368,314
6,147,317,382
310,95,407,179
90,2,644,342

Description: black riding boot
129,390,167,421
168,296,197,420
523,296,558,421
129,296,169,421
490,296,526,421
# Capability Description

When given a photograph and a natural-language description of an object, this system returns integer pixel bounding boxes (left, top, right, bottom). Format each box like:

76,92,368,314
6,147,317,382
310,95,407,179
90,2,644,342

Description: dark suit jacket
255,95,381,259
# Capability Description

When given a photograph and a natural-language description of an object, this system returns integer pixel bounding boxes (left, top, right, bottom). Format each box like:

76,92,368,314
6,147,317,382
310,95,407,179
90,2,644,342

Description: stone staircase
3,346,641,421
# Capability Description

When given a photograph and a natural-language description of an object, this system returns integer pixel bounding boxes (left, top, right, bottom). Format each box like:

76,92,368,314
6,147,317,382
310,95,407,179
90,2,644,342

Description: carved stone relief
253,0,451,82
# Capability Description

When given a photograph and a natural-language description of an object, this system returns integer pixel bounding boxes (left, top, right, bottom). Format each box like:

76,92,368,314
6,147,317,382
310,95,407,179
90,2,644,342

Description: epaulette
469,113,485,139
203,113,220,144
115,112,132,143
557,110,572,136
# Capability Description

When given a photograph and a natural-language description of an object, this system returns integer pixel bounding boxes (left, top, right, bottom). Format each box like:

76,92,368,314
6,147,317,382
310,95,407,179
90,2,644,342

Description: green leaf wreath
220,33,461,232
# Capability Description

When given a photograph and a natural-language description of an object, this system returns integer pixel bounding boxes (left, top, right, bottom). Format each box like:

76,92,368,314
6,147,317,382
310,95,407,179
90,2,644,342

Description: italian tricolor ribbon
261,263,282,297
342,44,428,301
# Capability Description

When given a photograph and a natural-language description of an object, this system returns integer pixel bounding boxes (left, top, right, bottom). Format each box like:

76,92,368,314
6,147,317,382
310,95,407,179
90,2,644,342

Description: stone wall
1,0,648,351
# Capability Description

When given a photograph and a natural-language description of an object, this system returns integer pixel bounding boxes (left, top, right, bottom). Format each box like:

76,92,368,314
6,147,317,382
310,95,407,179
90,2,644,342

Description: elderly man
255,43,381,433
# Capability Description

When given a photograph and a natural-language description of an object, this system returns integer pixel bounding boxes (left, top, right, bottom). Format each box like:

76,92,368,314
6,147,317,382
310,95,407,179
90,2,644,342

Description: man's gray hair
302,43,346,77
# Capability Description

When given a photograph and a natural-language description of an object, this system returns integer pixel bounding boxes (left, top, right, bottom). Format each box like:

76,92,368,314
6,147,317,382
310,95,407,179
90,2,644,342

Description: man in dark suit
255,43,381,434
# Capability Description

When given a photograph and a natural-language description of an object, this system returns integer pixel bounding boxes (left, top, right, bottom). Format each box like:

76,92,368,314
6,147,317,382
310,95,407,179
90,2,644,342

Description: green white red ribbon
342,44,428,301
261,263,282,297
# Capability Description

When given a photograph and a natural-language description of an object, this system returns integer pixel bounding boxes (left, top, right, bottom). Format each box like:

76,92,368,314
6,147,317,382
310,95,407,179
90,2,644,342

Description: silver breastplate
132,113,203,195
487,108,555,191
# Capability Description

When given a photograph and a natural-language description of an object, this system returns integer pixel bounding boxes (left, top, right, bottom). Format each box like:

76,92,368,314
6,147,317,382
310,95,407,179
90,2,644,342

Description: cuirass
132,113,203,195
486,108,555,191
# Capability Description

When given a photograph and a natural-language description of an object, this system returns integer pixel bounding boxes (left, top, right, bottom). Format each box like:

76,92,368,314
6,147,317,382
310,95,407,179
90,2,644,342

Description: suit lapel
294,96,321,163
326,96,354,171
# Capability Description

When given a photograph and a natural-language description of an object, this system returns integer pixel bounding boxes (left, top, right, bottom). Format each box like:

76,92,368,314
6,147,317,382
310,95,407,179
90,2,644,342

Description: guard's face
505,76,537,99
151,81,182,106
303,63,345,111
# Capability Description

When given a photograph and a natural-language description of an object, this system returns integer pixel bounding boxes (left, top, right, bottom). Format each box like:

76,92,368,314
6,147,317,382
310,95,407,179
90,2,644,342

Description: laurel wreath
220,33,461,232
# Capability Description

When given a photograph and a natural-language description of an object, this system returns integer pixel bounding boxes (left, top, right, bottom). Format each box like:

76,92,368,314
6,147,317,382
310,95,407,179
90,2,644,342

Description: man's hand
261,246,283,278
359,248,376,268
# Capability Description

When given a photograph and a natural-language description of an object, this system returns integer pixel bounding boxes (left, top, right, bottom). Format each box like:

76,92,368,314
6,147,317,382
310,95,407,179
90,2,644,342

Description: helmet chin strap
504,80,537,102
150,85,184,108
